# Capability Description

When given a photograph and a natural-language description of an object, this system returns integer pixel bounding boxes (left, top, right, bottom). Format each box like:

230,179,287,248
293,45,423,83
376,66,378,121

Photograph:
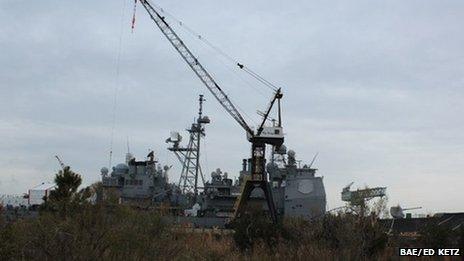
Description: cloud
1,0,463,213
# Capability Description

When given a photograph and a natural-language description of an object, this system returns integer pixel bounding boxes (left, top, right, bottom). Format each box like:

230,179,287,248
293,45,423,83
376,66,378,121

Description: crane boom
55,155,66,170
140,0,254,136
140,0,282,223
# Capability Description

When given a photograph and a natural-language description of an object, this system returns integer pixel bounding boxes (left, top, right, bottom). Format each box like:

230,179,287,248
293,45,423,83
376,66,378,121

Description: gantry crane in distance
55,155,66,170
140,0,284,223
341,182,387,216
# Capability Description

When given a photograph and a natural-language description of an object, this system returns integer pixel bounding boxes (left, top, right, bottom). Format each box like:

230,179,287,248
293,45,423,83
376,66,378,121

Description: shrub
419,220,457,248
231,206,284,252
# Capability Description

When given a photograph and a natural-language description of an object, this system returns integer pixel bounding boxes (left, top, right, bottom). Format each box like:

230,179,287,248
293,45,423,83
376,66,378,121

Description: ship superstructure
101,153,183,206
162,95,327,220
267,148,326,218
100,90,326,223
193,149,327,220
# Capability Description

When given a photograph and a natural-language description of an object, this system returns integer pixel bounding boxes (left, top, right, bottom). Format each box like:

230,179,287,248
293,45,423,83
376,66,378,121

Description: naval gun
390,205,422,219
140,0,283,223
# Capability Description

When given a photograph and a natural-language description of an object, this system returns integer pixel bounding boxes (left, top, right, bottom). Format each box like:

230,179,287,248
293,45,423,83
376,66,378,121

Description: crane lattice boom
140,0,254,136
140,0,282,222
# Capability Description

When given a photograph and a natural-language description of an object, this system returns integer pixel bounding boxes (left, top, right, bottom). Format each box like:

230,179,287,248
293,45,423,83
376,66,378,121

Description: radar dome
125,153,134,164
114,163,129,174
198,116,210,124
100,167,109,176
390,205,404,219
287,150,296,158
276,145,287,155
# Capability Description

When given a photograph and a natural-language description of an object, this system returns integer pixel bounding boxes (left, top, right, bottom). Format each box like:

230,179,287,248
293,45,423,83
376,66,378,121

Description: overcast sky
1,0,463,214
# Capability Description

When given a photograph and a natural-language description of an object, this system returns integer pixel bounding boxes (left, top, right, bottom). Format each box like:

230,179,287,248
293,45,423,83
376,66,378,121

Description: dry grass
1,203,461,260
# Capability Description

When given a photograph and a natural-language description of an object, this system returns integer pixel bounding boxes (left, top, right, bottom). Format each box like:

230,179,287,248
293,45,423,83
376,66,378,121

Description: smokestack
247,158,252,172
242,159,247,172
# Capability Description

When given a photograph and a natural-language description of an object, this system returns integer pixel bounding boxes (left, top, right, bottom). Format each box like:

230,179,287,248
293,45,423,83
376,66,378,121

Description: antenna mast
166,95,210,201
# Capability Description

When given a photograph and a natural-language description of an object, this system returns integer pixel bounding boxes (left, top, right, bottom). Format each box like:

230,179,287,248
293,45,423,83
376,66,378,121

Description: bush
0,166,393,260
230,207,388,259
283,213,388,259
0,204,175,260
0,204,396,260
231,206,284,252
419,220,457,248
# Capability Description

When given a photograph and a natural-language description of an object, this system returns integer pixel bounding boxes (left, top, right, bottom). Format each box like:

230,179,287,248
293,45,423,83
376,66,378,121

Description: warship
100,1,327,225
100,95,326,225
100,153,186,207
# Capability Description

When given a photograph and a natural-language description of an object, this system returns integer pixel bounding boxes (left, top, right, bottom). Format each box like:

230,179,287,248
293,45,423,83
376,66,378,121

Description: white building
28,182,55,205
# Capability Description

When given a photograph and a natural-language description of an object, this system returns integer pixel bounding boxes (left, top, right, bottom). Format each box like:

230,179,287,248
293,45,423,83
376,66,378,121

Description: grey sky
1,0,463,214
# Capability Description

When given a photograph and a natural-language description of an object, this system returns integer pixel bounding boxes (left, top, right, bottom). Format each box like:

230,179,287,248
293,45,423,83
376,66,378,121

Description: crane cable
109,0,129,169
131,0,138,33
168,19,264,125
142,1,263,125
146,1,280,92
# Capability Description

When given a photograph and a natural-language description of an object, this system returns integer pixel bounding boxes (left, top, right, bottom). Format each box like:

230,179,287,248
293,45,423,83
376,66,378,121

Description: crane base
233,180,278,223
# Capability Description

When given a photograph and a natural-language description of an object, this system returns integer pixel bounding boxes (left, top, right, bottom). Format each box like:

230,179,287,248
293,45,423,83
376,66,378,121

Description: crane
341,182,387,216
55,155,66,170
139,0,284,222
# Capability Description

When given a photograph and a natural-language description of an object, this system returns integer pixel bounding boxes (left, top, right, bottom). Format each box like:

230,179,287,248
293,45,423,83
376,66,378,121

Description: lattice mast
167,95,209,200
